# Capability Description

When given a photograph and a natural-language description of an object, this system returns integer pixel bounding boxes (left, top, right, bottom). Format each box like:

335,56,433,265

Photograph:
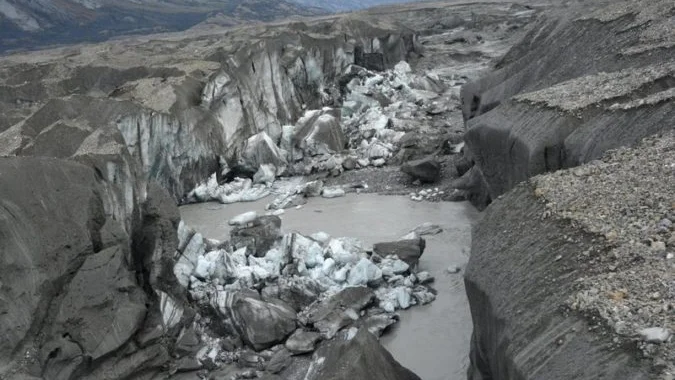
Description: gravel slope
535,131,675,378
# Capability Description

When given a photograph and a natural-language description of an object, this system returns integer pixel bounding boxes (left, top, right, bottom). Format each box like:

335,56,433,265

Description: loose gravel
533,130,675,378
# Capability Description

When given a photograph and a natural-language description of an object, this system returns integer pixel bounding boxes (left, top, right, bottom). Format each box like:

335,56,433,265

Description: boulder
410,222,442,237
313,310,359,340
294,109,346,156
304,328,421,380
285,329,322,354
338,64,367,93
157,291,184,330
373,238,426,267
303,180,324,197
175,326,202,356
360,111,391,132
191,175,271,204
412,286,436,305
327,238,366,265
284,233,325,268
321,187,346,199
455,155,473,177
342,157,358,170
639,328,671,344
301,286,374,333
194,255,215,280
347,258,383,286
379,258,410,277
401,156,441,183
311,232,331,245
280,125,303,162
366,141,393,160
358,312,399,337
394,61,412,76
365,74,385,88
230,216,282,257
375,286,412,312
211,292,297,351
266,348,293,373
229,211,259,226
267,192,307,210
342,94,378,118
375,129,405,145
177,221,196,254
451,167,491,210
240,132,288,173
390,132,442,165
253,164,277,185
262,277,324,312
175,357,203,372
411,73,446,93
173,256,194,288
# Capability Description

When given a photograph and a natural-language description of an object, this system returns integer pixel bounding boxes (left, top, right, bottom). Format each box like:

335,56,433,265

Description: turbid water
180,193,479,380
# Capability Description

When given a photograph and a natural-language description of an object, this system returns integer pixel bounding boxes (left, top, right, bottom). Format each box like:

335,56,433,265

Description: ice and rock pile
186,60,461,203
263,70,409,178
409,187,446,202
188,174,271,204
168,215,437,369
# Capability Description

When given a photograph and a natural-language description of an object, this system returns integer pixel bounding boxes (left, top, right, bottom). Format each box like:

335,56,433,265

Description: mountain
0,0,325,53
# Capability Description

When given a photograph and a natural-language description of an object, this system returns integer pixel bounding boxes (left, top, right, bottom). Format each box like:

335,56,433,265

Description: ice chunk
347,258,382,286
229,211,258,226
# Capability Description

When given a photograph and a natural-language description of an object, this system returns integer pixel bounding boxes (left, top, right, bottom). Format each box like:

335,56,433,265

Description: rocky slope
462,0,675,378
467,131,675,380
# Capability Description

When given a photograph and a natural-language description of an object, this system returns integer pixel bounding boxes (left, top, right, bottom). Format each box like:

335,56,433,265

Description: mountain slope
0,0,325,53
289,0,423,12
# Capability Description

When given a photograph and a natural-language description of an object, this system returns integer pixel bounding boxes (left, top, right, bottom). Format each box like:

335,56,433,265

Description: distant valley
291,0,425,12
0,0,422,53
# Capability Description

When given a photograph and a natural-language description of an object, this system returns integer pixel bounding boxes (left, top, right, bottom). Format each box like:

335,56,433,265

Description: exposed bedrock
460,0,675,208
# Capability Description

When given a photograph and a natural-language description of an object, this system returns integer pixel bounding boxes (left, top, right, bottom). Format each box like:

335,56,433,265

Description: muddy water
180,193,479,380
